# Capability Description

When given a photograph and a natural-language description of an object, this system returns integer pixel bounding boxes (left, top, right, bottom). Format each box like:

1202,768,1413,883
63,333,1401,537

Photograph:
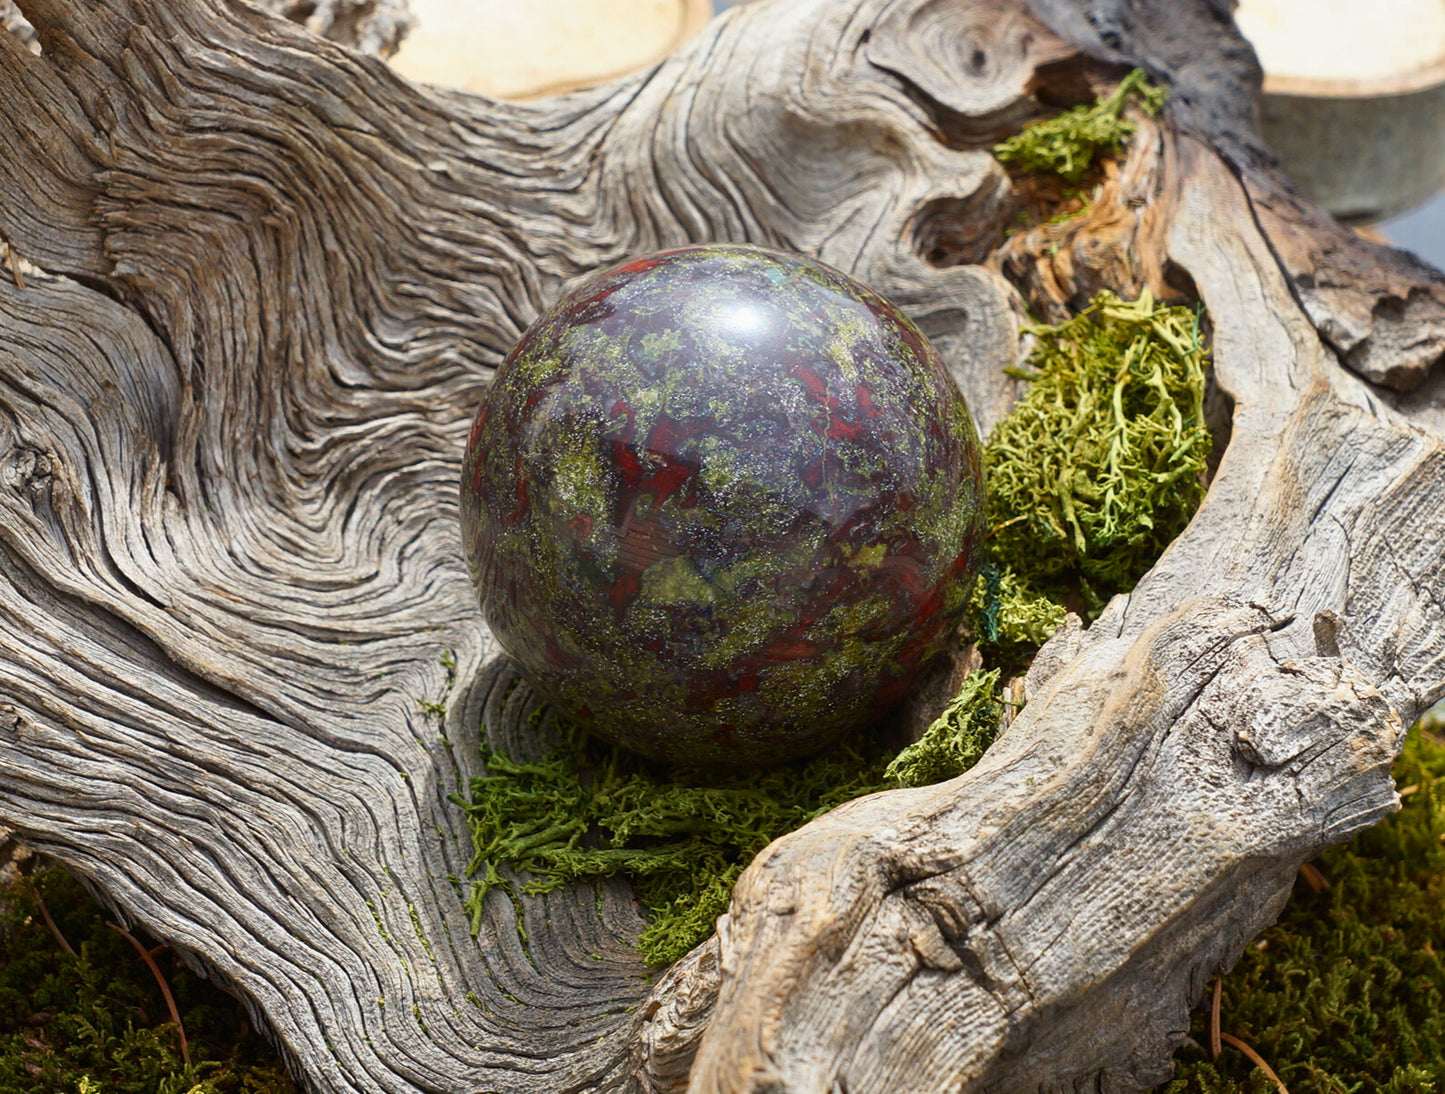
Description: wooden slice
1238,0,1445,220
388,0,714,98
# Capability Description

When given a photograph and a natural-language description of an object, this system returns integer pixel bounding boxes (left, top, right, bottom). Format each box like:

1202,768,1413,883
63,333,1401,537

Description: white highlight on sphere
723,303,771,336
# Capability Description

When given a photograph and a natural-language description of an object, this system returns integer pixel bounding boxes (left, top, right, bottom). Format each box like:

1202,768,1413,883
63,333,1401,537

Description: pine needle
1219,1033,1290,1094
1210,977,1223,1061
106,922,189,1067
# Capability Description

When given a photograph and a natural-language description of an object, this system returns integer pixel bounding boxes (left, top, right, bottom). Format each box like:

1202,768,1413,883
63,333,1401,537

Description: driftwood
1,0,1443,1090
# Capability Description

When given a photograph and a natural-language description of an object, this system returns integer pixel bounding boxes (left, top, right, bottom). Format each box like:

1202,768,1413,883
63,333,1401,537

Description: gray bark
0,0,1441,1091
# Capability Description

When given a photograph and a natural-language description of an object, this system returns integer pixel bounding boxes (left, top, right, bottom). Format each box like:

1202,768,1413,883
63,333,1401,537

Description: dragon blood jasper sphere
461,244,985,765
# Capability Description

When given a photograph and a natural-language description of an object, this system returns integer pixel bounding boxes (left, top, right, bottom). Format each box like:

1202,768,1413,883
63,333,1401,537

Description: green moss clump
884,669,1002,788
994,68,1167,183
0,868,296,1094
456,670,1004,967
982,289,1210,621
967,561,1070,669
1164,727,1445,1093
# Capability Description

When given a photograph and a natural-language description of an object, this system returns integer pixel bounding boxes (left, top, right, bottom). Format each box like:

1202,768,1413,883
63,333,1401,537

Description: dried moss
994,68,1167,183
0,868,296,1094
1163,726,1445,1093
982,289,1210,621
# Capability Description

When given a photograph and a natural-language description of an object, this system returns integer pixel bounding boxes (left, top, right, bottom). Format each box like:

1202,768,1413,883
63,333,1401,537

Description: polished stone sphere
461,244,985,765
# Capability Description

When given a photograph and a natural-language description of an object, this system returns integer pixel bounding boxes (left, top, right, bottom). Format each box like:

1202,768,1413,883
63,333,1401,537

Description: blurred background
1232,0,1445,263
1385,197,1445,268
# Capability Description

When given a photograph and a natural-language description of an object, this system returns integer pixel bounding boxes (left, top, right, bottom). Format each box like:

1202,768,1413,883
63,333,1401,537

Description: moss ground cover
1165,724,1445,1093
994,68,1167,184
0,867,295,1094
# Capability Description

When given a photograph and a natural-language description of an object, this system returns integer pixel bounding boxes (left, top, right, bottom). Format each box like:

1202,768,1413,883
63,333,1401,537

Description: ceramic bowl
1259,59,1445,222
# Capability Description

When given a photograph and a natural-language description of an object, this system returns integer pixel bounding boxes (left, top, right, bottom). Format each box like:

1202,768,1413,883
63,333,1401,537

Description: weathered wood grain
0,0,1441,1091
680,136,1444,1092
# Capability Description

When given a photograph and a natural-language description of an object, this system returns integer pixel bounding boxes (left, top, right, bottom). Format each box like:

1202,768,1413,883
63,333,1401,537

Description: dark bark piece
988,110,1181,321
0,1,1441,1093
1244,176,1445,392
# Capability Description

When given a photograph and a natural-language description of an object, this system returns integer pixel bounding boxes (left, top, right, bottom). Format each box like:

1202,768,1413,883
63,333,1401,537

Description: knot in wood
3,445,54,501
1225,651,1399,774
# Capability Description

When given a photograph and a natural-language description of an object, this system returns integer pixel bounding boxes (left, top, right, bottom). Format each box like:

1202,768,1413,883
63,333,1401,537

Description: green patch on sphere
638,556,715,607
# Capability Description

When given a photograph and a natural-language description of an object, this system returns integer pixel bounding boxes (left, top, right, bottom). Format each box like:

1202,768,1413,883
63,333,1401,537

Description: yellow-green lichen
884,669,1003,787
969,563,1069,652
981,288,1210,621
994,68,1167,183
